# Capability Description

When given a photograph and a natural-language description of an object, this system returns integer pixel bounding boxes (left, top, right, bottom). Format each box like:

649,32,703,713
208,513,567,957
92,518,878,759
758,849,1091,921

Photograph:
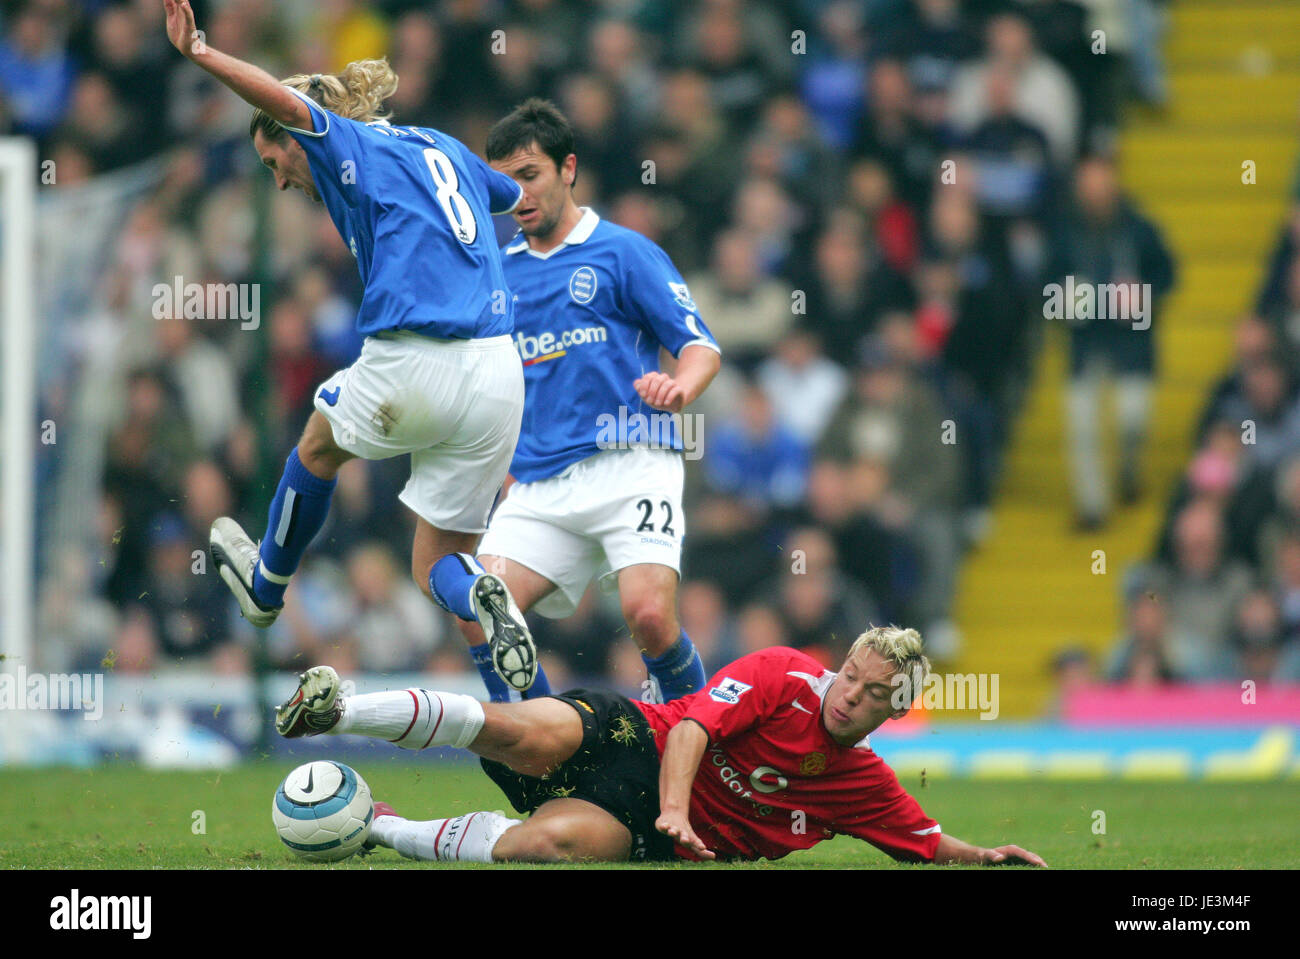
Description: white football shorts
478,447,685,618
312,330,523,533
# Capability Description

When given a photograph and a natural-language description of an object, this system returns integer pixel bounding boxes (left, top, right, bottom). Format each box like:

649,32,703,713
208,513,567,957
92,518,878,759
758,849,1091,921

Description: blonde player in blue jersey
456,99,722,704
163,0,539,703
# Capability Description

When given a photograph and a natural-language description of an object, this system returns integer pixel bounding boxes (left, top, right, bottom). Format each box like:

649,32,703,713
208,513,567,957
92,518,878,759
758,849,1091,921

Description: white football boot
209,516,283,627
471,571,538,693
275,665,344,738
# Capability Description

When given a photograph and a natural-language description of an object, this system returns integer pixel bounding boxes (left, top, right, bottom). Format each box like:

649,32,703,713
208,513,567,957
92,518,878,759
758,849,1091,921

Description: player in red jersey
275,626,1045,865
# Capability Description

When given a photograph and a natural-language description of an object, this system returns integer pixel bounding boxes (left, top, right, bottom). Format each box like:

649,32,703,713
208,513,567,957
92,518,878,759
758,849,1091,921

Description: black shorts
479,689,678,862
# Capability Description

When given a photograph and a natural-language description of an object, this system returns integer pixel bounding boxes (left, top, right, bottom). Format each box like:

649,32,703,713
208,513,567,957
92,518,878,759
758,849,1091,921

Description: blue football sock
643,631,707,701
429,553,482,621
252,447,336,606
469,642,516,703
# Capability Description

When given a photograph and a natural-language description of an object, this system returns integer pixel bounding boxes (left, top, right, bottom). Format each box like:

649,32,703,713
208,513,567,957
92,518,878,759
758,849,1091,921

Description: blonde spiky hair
848,624,931,692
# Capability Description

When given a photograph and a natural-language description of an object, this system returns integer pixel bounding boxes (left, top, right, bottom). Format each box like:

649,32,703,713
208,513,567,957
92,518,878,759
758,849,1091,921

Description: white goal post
0,137,37,677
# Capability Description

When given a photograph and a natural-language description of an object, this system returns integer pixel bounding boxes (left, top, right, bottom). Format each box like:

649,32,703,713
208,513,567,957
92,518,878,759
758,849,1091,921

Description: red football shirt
633,647,942,862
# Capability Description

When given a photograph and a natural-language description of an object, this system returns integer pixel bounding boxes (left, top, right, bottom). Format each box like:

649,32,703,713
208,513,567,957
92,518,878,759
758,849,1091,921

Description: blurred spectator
136,512,245,671
677,0,788,135
1055,153,1175,528
54,71,150,171
1270,530,1300,646
1230,588,1285,681
800,458,917,623
0,1,76,140
735,601,790,656
852,58,941,212
1255,205,1300,335
844,157,921,276
1153,420,1267,569
705,378,811,511
749,92,842,212
820,337,963,653
337,542,445,673
181,460,234,539
156,315,241,454
266,296,334,450
797,0,869,150
1105,591,1184,685
1124,0,1171,107
731,174,804,276
1128,499,1254,678
1199,350,1300,478
1014,0,1117,151
1044,644,1092,719
949,11,1081,166
1193,316,1283,441
961,60,1053,224
430,0,498,114
926,187,1027,419
682,491,781,608
588,17,660,128
39,543,120,675
385,10,447,124
768,526,879,665
688,228,795,367
559,72,635,197
88,2,169,155
1254,455,1300,576
875,0,980,98
756,328,849,446
795,207,910,362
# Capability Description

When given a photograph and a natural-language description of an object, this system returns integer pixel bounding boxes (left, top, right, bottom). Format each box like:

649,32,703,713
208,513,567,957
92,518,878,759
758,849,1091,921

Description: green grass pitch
1,762,1296,869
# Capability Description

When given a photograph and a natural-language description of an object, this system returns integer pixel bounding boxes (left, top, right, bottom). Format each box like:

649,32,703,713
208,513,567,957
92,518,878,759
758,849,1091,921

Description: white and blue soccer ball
272,761,374,862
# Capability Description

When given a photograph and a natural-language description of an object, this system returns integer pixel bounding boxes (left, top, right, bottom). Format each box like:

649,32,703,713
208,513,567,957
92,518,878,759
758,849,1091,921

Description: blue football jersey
282,89,522,340
502,208,720,482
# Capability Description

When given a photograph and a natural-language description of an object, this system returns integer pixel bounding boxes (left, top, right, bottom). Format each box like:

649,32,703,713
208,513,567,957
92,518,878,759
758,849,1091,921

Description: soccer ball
272,760,374,862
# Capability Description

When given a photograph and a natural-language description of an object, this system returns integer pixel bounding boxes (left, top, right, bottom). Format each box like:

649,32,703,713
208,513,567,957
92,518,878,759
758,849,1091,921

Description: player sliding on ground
163,0,536,689
275,626,1047,865
456,99,722,703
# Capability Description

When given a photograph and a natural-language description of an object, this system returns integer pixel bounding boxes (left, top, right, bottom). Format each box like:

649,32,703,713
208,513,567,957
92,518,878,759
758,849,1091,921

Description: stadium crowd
7,0,1203,698
1109,174,1300,685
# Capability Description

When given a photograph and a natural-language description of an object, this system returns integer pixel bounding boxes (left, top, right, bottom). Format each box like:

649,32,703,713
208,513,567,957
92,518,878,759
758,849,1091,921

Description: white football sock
333,689,484,749
370,812,520,862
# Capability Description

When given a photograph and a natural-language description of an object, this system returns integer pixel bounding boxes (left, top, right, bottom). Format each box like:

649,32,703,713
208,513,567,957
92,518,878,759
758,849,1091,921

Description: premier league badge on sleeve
668,281,697,312
709,677,752,704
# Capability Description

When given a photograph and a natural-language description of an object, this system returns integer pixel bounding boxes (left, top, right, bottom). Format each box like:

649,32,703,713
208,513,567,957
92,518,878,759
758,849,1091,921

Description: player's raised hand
656,810,715,860
164,0,204,58
984,844,1047,867
635,371,685,413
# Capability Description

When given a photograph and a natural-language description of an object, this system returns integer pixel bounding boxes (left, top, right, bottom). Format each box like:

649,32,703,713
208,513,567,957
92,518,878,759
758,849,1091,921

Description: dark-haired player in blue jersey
163,0,537,697
455,98,722,704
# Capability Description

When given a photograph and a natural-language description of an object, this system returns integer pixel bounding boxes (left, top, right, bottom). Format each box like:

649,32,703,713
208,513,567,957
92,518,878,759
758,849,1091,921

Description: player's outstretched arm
163,0,308,130
655,719,716,860
636,345,721,414
934,833,1047,867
